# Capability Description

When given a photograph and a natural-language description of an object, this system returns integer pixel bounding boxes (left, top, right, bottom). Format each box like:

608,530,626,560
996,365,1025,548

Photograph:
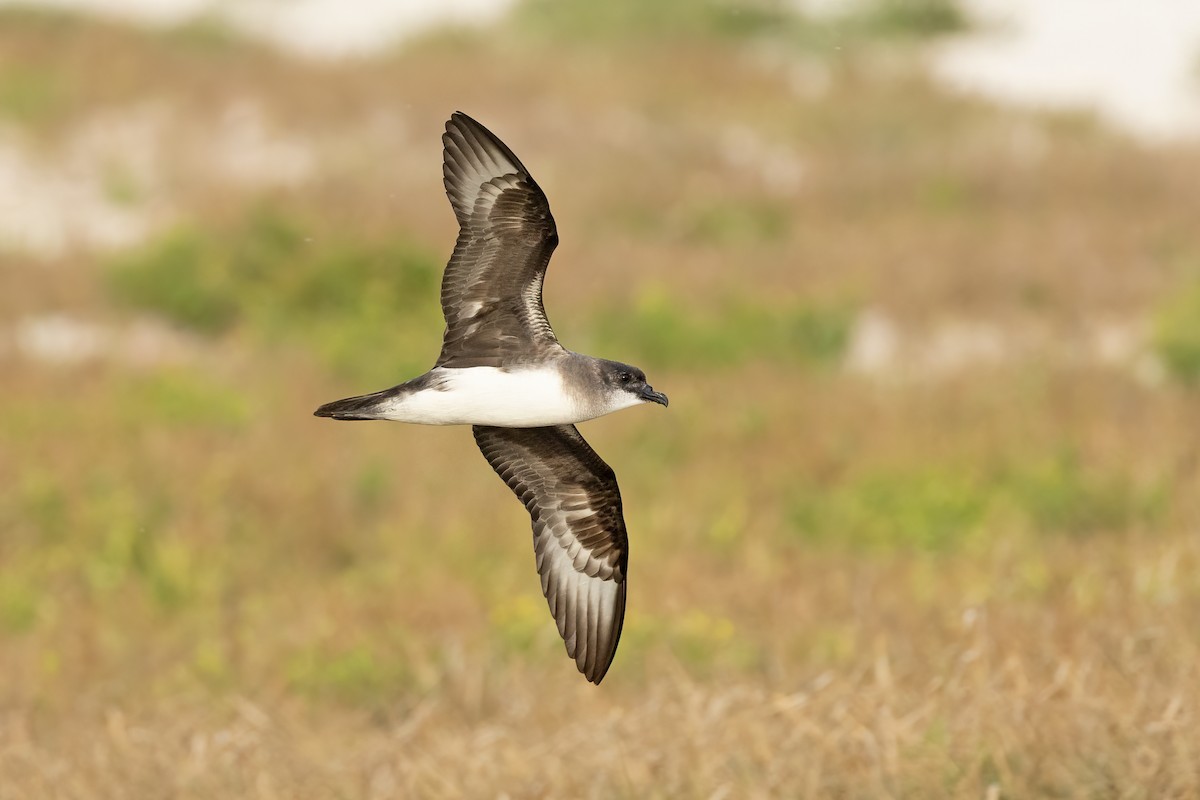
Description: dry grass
3,5,1200,797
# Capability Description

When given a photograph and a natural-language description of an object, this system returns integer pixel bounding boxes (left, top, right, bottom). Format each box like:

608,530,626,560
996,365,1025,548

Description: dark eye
619,372,632,384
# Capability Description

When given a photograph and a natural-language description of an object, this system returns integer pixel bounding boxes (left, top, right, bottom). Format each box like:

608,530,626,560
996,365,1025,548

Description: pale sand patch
0,0,516,58
0,99,314,256
932,0,1200,141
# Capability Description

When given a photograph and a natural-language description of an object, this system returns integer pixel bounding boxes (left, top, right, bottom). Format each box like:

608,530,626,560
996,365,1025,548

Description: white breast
379,366,589,427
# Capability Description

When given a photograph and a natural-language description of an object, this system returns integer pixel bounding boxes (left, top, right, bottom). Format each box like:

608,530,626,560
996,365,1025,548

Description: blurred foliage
839,0,965,40
618,609,761,675
0,6,81,29
101,164,143,207
1153,277,1200,384
511,0,964,46
109,207,849,375
511,0,791,43
2,468,198,615
161,15,245,54
664,610,759,671
1003,453,1165,536
89,515,195,611
491,594,553,657
590,288,854,371
0,576,39,634
287,642,414,705
0,64,70,125
790,453,1164,551
107,208,444,382
682,200,791,244
790,465,991,551
116,371,249,430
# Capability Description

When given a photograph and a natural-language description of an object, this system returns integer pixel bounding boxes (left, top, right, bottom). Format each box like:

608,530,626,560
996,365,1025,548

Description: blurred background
2,0,1200,796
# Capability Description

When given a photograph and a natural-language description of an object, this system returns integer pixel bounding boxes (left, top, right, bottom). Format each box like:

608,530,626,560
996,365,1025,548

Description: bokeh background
3,0,1200,796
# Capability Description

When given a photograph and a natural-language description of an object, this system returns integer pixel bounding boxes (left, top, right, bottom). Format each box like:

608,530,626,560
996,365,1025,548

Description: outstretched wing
438,112,561,368
473,424,628,684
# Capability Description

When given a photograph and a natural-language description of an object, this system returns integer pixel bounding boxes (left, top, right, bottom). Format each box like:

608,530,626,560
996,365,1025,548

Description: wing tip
580,579,626,685
443,110,519,223
441,110,530,176
441,111,471,151
444,110,485,138
581,649,617,685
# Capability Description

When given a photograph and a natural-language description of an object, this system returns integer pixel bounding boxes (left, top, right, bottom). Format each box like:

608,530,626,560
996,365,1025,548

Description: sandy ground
0,0,515,57
4,0,1199,141
933,0,1200,140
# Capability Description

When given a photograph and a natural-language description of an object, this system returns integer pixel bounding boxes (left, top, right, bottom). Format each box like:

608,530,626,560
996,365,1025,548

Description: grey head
565,356,668,418
598,358,669,407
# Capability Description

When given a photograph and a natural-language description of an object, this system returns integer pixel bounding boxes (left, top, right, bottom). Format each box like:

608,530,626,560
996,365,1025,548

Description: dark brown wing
438,112,561,368
473,424,628,684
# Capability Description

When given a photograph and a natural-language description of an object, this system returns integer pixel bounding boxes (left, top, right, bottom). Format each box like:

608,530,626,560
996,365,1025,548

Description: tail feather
314,386,401,420
315,372,444,421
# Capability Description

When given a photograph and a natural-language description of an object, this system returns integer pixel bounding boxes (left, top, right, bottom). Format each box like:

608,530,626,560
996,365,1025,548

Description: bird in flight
315,112,668,683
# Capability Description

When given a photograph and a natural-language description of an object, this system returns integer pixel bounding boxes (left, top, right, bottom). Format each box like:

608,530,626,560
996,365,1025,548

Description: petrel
315,112,668,684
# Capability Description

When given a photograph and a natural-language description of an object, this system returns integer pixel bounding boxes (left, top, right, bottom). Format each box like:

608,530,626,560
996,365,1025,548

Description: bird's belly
387,366,588,427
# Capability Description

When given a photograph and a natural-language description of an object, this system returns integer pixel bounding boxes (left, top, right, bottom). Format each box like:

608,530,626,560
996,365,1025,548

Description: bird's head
598,360,668,411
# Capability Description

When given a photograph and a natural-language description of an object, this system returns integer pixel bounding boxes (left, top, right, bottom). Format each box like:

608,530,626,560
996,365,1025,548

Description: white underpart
374,366,629,427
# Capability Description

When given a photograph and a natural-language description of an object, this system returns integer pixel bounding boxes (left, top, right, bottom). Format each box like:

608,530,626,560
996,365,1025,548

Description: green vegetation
510,0,965,46
590,288,853,370
108,208,443,382
790,453,1164,551
110,208,850,375
0,6,81,32
5,468,199,617
287,642,414,704
0,576,39,634
511,0,792,43
1003,452,1165,536
682,199,791,244
102,163,143,207
87,506,194,610
162,14,245,54
0,64,69,124
116,371,249,430
841,0,966,40
791,465,991,551
1153,276,1200,384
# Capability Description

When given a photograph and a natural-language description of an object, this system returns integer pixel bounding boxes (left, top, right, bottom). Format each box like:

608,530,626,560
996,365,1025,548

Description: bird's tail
316,372,448,421
313,386,403,420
